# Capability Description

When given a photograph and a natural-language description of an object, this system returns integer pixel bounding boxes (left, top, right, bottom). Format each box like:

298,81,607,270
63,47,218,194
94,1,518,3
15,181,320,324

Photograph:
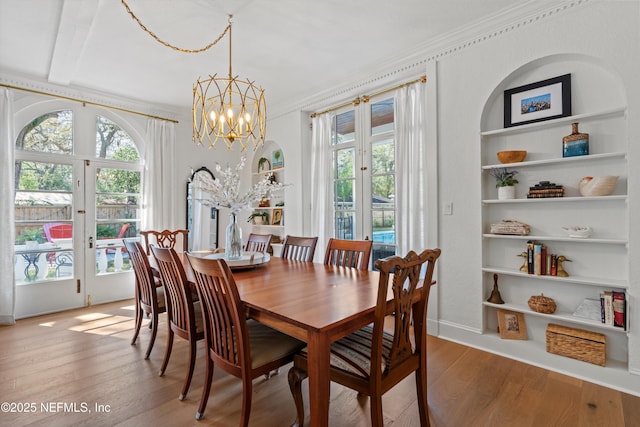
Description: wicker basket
546,324,606,366
528,294,557,314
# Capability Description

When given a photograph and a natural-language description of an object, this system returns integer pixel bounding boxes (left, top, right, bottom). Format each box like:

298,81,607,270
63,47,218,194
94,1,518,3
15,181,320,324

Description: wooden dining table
154,253,392,427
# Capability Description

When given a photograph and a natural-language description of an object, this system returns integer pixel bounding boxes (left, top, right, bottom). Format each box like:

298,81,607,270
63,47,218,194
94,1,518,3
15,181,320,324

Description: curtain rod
0,83,179,124
310,75,427,118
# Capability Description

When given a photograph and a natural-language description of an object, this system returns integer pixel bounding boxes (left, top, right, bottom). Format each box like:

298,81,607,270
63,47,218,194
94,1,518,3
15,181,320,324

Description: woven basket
528,294,557,314
546,324,606,366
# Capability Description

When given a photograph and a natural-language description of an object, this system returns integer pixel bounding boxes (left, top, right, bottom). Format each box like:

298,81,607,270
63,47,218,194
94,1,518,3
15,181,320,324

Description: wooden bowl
497,150,527,164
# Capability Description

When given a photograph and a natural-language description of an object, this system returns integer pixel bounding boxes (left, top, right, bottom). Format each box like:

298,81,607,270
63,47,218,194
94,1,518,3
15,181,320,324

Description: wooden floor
1,300,639,427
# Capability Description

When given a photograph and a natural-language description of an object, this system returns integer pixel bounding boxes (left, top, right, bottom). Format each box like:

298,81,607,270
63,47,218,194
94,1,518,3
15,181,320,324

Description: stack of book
601,290,627,329
525,240,559,276
527,181,564,198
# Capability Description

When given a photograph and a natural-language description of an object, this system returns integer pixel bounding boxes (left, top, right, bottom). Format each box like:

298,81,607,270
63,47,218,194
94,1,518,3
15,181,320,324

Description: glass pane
96,116,140,161
95,167,140,274
14,161,74,283
335,147,355,179
332,110,355,145
334,147,355,212
371,98,394,136
16,110,73,154
335,211,354,240
371,138,394,176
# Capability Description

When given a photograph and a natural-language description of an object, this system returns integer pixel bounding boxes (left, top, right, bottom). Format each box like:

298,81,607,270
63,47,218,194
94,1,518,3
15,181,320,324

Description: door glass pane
16,110,73,154
371,98,394,136
95,167,140,274
332,110,355,145
334,147,355,239
14,160,74,283
96,116,140,161
371,137,396,260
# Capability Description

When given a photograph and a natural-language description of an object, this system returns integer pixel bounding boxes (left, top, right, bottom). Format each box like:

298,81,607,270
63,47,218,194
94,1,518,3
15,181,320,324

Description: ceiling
0,0,540,115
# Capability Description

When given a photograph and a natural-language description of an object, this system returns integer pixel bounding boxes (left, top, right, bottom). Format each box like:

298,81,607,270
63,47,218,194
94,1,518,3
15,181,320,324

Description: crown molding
269,0,589,119
0,68,181,122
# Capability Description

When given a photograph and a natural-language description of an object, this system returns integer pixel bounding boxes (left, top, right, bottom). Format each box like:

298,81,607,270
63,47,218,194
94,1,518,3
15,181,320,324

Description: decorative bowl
562,226,592,239
497,150,527,164
578,176,618,197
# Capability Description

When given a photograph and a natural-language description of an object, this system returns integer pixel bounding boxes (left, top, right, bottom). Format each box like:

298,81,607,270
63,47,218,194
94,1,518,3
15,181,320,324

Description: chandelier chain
121,0,230,53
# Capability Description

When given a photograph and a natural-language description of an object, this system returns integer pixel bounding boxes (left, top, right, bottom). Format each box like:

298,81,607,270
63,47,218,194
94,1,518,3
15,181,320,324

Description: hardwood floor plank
1,300,638,427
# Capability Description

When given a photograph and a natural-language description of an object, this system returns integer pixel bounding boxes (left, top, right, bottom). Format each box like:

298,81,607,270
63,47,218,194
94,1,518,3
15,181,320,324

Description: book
527,241,534,274
534,243,542,275
601,291,614,326
612,291,626,329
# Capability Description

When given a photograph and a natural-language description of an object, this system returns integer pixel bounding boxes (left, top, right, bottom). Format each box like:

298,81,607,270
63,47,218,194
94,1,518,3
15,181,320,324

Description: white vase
114,247,124,271
498,186,515,200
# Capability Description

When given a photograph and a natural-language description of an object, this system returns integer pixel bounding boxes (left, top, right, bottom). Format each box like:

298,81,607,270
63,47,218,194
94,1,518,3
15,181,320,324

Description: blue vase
225,213,243,259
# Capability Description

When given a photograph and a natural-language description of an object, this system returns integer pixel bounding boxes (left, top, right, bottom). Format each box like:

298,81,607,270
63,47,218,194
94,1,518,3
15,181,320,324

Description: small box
546,324,606,366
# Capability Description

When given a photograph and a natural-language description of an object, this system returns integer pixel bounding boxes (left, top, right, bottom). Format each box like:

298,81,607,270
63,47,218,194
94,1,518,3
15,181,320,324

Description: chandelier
192,15,266,151
120,2,266,151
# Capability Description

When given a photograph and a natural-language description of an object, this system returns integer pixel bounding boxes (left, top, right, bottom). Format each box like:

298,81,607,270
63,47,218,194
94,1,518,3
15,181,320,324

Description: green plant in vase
247,211,270,225
490,167,518,200
258,157,270,172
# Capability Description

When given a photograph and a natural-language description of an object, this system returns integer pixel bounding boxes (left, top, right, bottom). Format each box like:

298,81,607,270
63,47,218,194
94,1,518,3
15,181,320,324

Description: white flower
191,156,288,215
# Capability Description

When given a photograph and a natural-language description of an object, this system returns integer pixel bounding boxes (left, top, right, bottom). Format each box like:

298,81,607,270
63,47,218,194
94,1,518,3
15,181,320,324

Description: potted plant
17,228,45,247
257,157,271,173
490,167,519,200
247,211,270,225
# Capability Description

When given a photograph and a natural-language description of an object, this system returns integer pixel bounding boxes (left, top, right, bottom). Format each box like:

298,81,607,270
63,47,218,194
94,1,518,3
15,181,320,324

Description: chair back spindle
281,235,318,262
323,238,373,270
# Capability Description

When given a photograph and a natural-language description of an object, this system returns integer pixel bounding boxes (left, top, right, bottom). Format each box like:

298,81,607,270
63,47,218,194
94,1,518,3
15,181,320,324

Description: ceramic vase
563,122,589,157
498,186,515,200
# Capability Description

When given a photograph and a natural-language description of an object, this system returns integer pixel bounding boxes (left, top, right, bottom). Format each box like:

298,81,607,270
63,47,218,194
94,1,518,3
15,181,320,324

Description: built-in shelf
481,107,626,136
483,301,628,334
252,167,285,176
482,234,627,245
481,152,627,169
482,267,628,289
482,195,627,204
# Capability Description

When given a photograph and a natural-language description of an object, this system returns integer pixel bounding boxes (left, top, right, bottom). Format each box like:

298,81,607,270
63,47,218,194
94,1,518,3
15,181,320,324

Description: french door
14,106,140,317
331,96,397,265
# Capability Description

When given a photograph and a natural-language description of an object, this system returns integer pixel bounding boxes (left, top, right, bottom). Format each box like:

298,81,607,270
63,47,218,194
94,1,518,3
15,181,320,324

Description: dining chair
140,229,189,255
150,246,205,401
244,232,272,253
323,238,373,270
288,248,441,427
124,240,166,359
280,235,318,262
186,254,305,424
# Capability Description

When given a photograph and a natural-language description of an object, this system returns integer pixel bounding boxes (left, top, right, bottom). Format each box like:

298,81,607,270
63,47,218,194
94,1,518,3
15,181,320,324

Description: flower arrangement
490,167,519,188
191,156,288,215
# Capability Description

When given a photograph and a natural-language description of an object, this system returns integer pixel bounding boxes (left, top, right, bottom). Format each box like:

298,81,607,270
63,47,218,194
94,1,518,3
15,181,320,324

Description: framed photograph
271,208,283,225
497,309,528,340
504,74,571,128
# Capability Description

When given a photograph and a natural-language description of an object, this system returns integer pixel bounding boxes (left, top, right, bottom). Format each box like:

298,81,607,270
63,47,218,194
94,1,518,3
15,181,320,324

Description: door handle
89,236,94,249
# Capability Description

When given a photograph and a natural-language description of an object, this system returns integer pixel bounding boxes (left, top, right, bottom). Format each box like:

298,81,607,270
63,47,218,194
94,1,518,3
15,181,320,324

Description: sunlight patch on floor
68,315,134,336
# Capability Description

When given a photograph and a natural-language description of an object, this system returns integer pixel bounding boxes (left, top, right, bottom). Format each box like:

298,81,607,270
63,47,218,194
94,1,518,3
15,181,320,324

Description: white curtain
309,113,333,262
142,119,176,231
0,88,16,325
395,81,427,255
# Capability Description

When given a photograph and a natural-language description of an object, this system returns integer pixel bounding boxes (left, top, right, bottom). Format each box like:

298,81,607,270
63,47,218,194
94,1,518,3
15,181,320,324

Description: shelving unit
251,142,286,255
481,98,630,369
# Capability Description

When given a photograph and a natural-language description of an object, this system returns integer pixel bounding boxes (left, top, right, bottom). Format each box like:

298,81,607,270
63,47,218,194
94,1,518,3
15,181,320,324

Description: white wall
433,0,639,393
205,0,639,394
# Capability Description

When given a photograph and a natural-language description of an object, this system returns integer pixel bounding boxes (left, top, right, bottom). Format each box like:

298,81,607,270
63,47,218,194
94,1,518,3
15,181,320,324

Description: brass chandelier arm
121,0,230,54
